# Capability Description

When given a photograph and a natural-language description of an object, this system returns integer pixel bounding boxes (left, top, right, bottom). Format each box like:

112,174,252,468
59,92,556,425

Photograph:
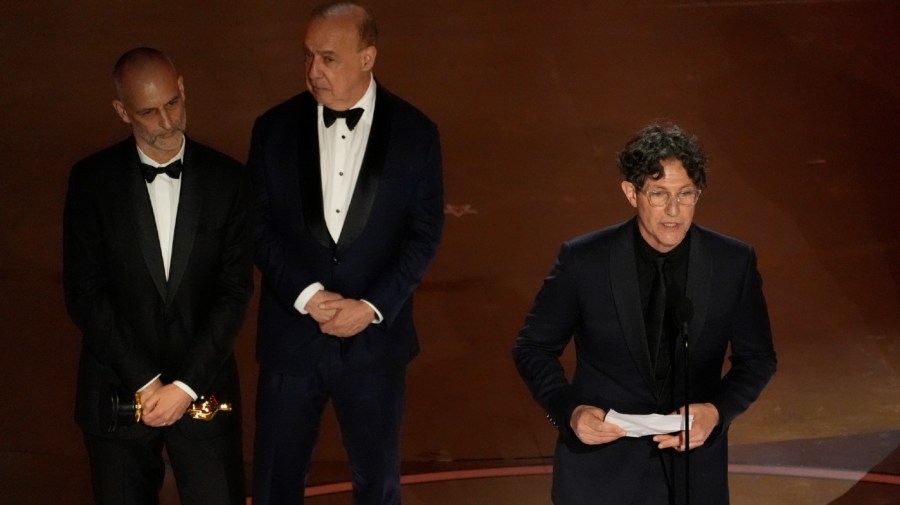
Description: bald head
113,47,178,100
111,47,187,163
311,1,378,49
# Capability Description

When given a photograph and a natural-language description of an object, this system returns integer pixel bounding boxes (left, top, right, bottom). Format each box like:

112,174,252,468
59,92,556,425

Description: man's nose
159,109,173,130
664,196,679,216
306,57,321,79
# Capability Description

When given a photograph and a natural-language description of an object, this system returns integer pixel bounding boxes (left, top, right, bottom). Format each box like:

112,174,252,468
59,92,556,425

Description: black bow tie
141,159,183,183
323,106,364,130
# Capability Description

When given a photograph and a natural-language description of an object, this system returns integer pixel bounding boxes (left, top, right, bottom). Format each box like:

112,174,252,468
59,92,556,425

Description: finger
310,310,333,323
653,433,675,443
143,401,159,415
319,299,347,310
582,433,623,445
656,434,681,449
602,422,626,435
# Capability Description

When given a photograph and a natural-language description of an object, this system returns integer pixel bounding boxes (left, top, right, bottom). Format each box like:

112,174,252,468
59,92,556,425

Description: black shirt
633,220,691,408
634,221,690,313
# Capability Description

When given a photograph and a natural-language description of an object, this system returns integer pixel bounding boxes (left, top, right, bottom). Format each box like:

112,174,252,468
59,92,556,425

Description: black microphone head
674,296,693,326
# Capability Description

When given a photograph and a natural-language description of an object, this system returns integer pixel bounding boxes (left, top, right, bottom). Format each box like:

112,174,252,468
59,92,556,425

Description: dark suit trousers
252,338,407,505
83,423,245,505
552,440,677,505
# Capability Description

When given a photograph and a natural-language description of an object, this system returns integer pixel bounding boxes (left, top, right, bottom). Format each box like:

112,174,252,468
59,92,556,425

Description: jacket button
332,257,340,264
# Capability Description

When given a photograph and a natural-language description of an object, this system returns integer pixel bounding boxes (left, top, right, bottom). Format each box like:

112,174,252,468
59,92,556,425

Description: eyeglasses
637,187,702,207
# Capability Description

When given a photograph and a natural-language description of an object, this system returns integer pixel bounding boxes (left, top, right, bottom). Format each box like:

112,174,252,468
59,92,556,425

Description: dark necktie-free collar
323,106,364,130
141,159,183,183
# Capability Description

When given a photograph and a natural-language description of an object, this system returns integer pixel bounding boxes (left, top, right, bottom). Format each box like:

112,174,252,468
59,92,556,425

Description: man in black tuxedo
248,2,443,504
64,47,252,504
513,123,776,505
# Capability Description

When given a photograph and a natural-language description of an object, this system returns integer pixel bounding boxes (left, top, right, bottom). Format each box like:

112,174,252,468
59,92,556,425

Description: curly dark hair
617,122,707,190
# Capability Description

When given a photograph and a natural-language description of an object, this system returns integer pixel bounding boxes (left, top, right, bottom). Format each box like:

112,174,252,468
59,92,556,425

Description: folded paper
605,409,694,438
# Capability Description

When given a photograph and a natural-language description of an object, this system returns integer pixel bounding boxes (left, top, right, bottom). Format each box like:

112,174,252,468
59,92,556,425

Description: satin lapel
609,221,657,394
127,147,167,301
337,87,391,252
685,226,711,348
166,139,201,305
297,94,334,248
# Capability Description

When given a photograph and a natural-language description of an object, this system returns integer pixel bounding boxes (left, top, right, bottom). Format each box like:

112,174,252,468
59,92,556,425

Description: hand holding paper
605,409,693,438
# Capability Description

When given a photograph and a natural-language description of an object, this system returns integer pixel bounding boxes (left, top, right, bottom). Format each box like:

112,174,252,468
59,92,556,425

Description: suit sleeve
175,168,253,394
710,247,777,427
358,122,444,326
512,242,581,435
63,162,158,391
249,119,325,306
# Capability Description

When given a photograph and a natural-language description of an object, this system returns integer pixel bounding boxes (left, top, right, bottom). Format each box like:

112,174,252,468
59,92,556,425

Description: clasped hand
305,290,375,338
140,379,192,427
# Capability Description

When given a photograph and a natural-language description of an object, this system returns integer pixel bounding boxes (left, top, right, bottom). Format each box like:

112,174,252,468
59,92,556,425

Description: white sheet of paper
605,409,694,438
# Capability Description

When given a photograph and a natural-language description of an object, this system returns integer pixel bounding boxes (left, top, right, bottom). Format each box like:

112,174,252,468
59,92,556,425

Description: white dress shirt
294,76,383,323
137,143,183,281
136,138,197,400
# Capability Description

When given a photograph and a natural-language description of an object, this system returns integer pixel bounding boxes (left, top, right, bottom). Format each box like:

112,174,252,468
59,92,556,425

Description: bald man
64,47,252,504
249,2,443,503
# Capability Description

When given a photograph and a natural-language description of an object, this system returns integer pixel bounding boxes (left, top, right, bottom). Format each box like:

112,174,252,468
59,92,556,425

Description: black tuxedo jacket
249,85,443,373
513,219,776,505
64,136,253,438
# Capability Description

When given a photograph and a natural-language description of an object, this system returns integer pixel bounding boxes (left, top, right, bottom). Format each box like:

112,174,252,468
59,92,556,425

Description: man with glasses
513,122,776,504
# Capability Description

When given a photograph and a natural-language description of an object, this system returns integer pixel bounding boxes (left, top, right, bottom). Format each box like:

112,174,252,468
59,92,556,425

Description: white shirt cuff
136,375,197,401
137,374,162,393
173,381,198,401
361,299,384,324
295,282,326,314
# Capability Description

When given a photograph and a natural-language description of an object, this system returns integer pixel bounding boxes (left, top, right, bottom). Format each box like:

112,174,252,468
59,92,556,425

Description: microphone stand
682,320,690,505
673,297,693,505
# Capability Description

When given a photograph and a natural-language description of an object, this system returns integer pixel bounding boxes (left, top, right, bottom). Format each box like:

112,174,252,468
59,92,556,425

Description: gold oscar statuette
132,393,233,423
100,385,234,433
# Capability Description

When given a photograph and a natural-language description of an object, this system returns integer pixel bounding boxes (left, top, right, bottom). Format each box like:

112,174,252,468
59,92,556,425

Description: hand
140,383,193,427
570,405,627,445
305,290,344,323
141,377,163,396
317,298,376,338
653,403,720,451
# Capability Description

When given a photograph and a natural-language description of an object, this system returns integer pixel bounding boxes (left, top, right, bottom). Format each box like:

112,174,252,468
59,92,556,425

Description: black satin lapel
166,142,201,305
298,96,334,248
610,222,657,394
337,89,392,251
685,226,711,348
127,154,167,301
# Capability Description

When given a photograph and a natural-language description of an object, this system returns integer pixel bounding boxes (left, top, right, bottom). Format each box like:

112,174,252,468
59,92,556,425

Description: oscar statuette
99,384,232,433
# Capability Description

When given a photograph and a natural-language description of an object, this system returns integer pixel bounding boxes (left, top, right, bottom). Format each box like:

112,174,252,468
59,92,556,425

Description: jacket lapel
166,138,201,305
297,94,334,249
336,86,391,251
609,219,657,394
126,143,168,301
685,226,711,348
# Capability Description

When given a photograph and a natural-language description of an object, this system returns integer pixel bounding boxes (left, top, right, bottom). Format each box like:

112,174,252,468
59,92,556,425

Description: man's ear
178,75,186,102
621,180,638,208
361,46,377,71
112,100,131,124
